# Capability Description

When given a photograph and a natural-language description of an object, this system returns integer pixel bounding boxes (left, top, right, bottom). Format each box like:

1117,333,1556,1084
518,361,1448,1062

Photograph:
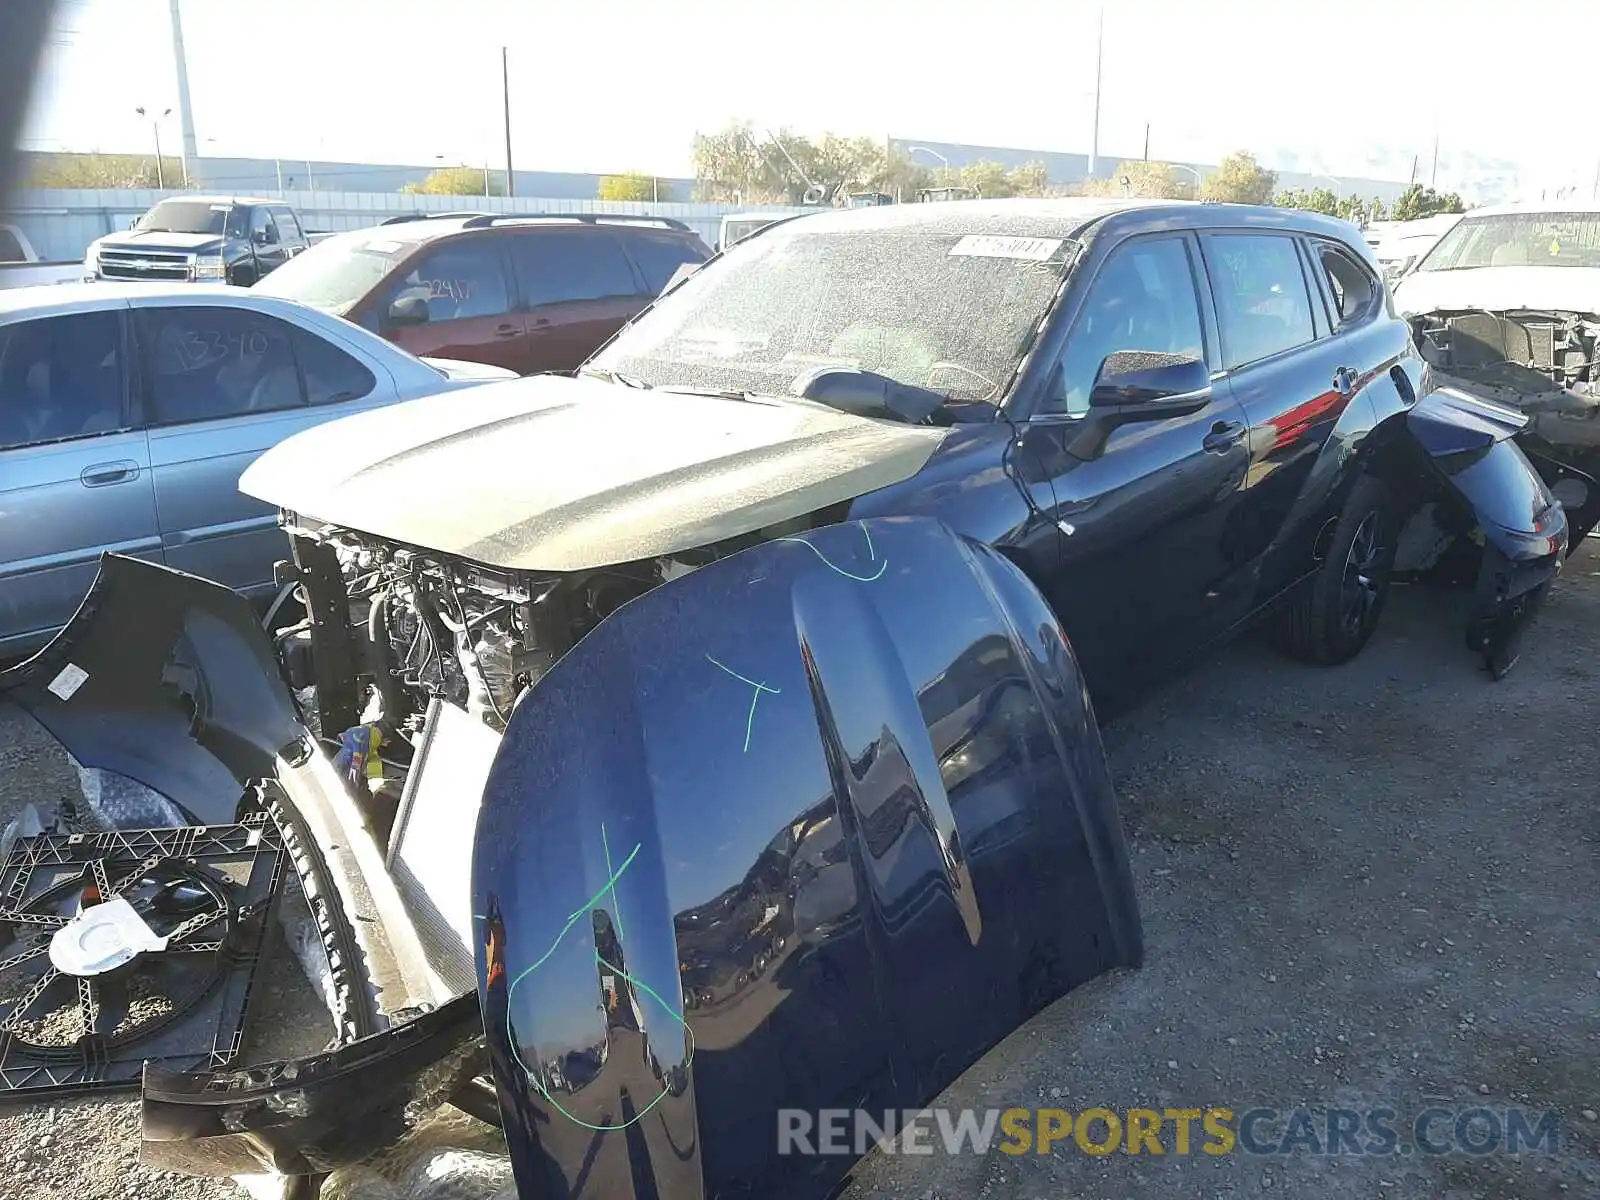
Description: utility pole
1142,122,1149,162
501,46,514,198
1408,154,1418,185
136,106,170,189
1430,133,1439,189
167,0,196,187
1087,7,1103,177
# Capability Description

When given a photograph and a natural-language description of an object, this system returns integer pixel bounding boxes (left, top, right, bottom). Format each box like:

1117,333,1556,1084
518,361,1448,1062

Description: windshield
254,230,412,313
589,225,1074,405
1418,212,1600,271
137,199,232,235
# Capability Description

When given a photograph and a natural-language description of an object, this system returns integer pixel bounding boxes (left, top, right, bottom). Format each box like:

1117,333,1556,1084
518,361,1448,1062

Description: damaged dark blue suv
1,199,1574,1200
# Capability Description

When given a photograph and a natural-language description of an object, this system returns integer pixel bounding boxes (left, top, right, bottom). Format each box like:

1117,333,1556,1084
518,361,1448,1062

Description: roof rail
378,210,494,225
458,212,693,233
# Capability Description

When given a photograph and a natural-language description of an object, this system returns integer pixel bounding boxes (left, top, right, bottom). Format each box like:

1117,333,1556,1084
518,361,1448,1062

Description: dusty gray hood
238,374,949,571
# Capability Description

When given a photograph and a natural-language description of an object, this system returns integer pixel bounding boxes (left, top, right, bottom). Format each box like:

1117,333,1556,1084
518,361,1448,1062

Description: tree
959,160,1016,198
1390,183,1465,221
400,166,502,197
28,153,177,189
1007,161,1050,197
1202,151,1277,205
1084,160,1189,199
1274,186,1339,216
874,151,933,200
598,172,659,201
789,133,894,203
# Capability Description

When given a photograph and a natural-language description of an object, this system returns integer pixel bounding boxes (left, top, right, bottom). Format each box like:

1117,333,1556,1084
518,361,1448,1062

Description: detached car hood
239,373,949,572
100,230,224,255
1393,265,1600,316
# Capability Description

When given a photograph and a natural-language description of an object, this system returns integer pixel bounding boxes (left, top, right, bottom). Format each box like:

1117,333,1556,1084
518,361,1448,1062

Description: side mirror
1089,351,1210,410
387,295,430,328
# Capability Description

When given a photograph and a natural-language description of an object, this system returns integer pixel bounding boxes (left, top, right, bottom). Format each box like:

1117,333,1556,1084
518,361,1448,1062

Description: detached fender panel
1397,386,1567,677
473,516,1141,1200
1404,387,1566,556
0,553,306,826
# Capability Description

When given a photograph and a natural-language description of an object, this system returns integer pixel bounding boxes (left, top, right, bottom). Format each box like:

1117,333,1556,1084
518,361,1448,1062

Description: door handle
529,316,551,330
1333,367,1357,396
1202,420,1247,453
494,323,520,339
80,460,138,487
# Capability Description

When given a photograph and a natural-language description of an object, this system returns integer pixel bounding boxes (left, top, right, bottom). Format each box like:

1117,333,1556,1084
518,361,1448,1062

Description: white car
0,283,513,656
1373,213,1463,287
1391,201,1600,541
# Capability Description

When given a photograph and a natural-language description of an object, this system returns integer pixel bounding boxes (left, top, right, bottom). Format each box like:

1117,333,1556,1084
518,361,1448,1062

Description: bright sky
20,0,1598,195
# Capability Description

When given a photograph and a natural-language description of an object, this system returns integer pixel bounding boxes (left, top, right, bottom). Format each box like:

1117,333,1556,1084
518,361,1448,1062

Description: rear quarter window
1315,241,1382,329
625,233,710,294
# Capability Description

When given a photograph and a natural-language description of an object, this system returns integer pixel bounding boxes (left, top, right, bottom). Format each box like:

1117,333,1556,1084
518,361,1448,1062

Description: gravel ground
0,546,1596,1199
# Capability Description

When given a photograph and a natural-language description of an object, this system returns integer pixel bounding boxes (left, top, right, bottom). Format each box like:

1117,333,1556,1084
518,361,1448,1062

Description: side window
226,207,249,239
1316,242,1380,329
508,230,640,308
625,233,708,295
1205,234,1316,369
250,207,279,246
136,306,304,425
0,311,125,449
294,330,376,405
272,208,304,244
1049,236,1205,416
382,241,510,323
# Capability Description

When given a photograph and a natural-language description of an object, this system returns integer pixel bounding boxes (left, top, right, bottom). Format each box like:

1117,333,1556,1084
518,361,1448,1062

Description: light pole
135,106,172,189
907,145,949,170
1172,164,1203,197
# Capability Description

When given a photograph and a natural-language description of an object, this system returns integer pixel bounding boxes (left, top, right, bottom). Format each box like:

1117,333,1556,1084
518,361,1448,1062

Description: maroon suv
255,213,711,375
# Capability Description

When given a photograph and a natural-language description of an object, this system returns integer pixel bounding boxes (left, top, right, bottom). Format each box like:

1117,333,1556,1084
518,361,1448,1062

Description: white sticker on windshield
949,235,1064,261
209,204,231,211
366,239,403,253
47,663,89,701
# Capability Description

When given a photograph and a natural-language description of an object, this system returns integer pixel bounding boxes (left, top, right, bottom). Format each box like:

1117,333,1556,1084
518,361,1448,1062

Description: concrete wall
4,190,811,261
887,137,1411,203
17,150,696,206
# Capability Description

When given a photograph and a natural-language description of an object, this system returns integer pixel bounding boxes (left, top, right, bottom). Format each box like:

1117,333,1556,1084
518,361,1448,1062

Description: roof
334,211,704,249
152,194,286,207
0,281,309,321
1447,200,1600,219
748,196,1367,245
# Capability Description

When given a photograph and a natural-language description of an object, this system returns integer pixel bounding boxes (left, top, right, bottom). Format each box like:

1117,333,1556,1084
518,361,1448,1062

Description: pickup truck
0,222,83,289
84,194,310,286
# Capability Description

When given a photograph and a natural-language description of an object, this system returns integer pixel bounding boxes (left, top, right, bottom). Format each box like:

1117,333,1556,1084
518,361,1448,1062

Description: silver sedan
0,282,513,658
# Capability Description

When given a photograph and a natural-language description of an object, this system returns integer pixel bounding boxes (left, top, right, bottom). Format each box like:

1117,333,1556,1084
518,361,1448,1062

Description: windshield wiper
654,384,781,405
577,366,651,388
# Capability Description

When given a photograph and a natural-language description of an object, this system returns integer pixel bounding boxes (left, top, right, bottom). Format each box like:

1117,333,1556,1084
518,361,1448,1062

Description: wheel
231,266,256,287
1273,475,1396,666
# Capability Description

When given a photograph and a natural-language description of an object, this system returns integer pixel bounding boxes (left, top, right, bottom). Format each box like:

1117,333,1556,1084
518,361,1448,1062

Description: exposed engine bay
277,502,850,747
1410,308,1600,427
1410,308,1600,544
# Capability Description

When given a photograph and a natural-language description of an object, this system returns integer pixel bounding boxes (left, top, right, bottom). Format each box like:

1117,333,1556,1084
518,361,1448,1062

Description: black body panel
473,517,1141,1200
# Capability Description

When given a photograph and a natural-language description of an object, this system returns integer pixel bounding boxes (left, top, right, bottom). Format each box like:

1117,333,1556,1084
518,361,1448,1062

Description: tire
231,266,256,287
1273,475,1397,666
